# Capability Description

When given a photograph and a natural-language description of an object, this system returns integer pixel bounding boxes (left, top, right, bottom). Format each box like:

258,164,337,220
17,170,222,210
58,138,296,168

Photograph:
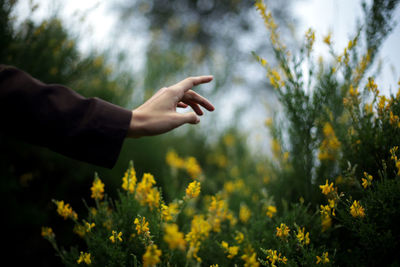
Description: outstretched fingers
172,75,213,94
182,90,215,111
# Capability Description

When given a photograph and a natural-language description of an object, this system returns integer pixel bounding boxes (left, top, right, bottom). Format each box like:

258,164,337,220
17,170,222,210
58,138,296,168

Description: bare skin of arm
127,75,215,138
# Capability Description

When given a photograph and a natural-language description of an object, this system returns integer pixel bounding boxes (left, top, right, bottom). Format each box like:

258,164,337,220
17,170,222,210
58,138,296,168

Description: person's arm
0,65,214,168
0,64,132,168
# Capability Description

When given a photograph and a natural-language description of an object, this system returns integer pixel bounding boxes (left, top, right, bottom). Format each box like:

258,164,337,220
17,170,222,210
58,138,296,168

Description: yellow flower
350,200,365,218
318,123,341,161
323,32,332,45
54,200,78,220
239,204,251,223
349,85,359,97
241,251,260,267
185,156,202,179
305,28,315,51
296,227,310,245
378,96,387,112
221,241,239,259
185,181,201,199
361,172,373,189
161,203,179,222
319,180,335,195
276,223,290,239
234,231,244,244
143,244,162,267
321,214,332,232
163,224,186,250
109,230,123,243
135,173,160,210
41,227,55,239
90,175,104,200
77,251,91,265
85,222,95,232
185,215,212,262
366,77,379,94
266,205,277,218
267,69,285,89
265,249,287,266
134,217,150,237
166,150,185,169
316,252,329,264
122,164,136,193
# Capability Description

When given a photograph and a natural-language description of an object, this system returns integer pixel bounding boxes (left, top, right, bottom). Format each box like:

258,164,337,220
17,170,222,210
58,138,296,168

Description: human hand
127,76,214,138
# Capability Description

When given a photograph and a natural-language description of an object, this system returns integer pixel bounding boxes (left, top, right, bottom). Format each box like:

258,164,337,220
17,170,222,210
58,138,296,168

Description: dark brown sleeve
0,64,132,168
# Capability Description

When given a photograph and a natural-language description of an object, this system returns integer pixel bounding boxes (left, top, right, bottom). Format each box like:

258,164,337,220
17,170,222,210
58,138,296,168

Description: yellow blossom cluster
353,51,372,85
296,227,310,246
316,252,330,264
109,230,123,243
319,180,335,195
142,244,162,267
41,227,55,239
185,215,211,262
266,205,277,218
185,181,201,199
241,246,260,267
208,196,233,232
135,173,160,210
255,0,281,49
318,122,341,161
90,175,104,200
221,241,239,259
223,179,245,194
305,28,315,53
163,224,186,251
320,201,336,232
235,231,244,244
85,221,95,232
77,251,91,265
267,69,285,89
239,204,251,223
265,249,288,266
350,200,365,218
366,77,379,95
161,203,179,222
362,172,373,189
389,111,400,128
323,32,332,45
54,200,78,220
122,164,136,193
134,217,150,238
166,150,202,179
276,223,290,239
166,150,185,168
390,146,400,175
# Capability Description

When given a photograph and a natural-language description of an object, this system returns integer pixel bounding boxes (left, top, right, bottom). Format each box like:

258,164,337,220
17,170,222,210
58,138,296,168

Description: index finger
172,75,213,94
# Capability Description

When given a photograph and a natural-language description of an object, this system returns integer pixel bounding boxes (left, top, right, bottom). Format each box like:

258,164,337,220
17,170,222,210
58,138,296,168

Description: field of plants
2,0,400,266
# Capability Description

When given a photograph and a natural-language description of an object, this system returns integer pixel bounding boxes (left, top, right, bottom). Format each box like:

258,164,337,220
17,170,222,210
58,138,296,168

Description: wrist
127,110,144,138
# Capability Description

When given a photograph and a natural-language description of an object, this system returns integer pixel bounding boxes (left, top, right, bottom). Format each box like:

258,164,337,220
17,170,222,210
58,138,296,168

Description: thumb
178,112,200,125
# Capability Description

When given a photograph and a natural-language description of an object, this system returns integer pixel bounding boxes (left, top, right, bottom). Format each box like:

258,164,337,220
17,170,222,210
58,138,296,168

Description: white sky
294,0,400,94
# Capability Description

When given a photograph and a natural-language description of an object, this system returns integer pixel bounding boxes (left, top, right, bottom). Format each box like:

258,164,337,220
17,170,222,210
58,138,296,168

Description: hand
127,76,215,138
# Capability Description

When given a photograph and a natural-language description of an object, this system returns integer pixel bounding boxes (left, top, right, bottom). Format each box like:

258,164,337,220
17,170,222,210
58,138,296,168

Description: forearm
0,65,132,168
